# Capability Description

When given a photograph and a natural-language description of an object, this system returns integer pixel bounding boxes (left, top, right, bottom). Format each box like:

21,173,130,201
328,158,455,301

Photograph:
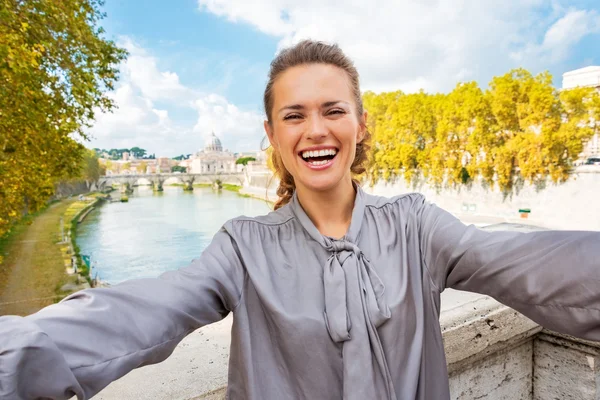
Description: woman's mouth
299,148,338,170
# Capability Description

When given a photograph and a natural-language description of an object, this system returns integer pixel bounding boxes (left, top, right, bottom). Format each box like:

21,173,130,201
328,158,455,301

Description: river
76,186,271,284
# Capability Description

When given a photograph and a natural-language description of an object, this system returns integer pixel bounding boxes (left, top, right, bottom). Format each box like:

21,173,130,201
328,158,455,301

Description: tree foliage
236,156,256,166
0,0,126,236
80,148,102,182
364,69,599,193
94,147,149,160
172,154,191,161
171,165,187,173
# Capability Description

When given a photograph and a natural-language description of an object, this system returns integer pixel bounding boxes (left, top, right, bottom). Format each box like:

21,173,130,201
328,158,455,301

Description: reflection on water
76,186,271,284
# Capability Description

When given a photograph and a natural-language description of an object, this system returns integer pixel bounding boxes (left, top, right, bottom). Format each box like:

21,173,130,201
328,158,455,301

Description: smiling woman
1,40,600,400
262,41,371,216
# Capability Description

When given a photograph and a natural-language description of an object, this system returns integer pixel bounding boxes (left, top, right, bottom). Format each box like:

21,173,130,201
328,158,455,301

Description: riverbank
165,182,256,199
0,193,105,316
238,186,276,205
63,193,107,286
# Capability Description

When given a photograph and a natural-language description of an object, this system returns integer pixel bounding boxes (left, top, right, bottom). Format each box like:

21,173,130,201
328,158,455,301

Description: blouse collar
290,183,366,245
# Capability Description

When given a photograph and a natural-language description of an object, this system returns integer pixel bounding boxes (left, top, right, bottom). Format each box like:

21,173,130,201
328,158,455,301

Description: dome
204,132,223,153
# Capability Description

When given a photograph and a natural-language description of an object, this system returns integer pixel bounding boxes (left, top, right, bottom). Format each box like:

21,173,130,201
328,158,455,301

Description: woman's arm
0,228,245,400
409,194,600,341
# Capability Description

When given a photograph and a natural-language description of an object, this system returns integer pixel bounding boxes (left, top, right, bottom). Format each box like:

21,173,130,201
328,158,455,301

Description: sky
87,0,600,157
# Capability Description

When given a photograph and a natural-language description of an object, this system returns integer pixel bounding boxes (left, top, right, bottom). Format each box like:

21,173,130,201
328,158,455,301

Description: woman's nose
306,115,328,140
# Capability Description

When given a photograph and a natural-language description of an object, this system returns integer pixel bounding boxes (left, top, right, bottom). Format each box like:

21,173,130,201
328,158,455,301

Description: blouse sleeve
0,228,245,400
410,194,600,342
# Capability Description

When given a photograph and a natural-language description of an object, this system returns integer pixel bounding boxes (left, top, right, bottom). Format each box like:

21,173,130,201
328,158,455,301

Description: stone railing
192,291,600,400
442,291,600,399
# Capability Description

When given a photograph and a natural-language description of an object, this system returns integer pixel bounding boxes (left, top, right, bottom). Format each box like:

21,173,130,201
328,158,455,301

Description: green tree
129,146,146,158
80,148,102,181
235,156,256,166
171,165,187,173
0,0,126,235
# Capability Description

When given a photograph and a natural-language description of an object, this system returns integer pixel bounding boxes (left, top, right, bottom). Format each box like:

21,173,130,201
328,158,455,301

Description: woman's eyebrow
278,101,349,114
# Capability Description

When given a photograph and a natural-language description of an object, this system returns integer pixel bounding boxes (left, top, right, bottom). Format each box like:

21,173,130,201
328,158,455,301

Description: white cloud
512,9,600,63
119,37,195,102
192,94,265,151
88,37,264,155
197,0,599,93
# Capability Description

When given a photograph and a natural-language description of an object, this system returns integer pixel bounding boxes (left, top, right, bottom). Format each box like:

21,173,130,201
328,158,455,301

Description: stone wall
51,180,95,200
239,172,278,203
365,167,600,231
183,292,600,400
444,295,600,400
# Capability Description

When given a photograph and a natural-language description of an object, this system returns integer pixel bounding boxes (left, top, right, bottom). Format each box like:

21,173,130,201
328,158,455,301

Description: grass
0,193,104,316
191,182,242,192
0,200,78,315
222,183,242,192
64,193,105,283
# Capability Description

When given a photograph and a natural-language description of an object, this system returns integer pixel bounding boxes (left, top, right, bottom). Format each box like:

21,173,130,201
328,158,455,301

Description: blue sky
88,0,600,157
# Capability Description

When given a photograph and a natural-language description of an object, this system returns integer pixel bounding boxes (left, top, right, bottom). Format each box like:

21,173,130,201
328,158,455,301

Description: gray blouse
1,188,599,399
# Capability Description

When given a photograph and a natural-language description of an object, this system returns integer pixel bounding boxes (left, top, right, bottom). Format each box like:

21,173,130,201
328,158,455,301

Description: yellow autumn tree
363,68,599,194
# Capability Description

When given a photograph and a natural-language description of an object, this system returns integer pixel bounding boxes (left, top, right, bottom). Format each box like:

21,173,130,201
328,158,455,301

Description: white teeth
308,160,328,166
301,148,337,159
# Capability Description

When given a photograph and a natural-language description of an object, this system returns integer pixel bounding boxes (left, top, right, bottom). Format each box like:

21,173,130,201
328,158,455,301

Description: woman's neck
295,177,356,239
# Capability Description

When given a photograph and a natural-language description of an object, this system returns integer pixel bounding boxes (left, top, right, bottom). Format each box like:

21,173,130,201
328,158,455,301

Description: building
189,132,239,174
562,66,600,159
562,66,600,90
156,157,172,173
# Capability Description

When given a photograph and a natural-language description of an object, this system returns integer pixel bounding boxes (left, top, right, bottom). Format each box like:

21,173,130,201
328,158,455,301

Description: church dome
204,132,223,152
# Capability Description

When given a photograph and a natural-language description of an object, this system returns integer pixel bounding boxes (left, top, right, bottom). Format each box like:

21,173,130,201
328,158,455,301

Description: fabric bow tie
322,239,391,343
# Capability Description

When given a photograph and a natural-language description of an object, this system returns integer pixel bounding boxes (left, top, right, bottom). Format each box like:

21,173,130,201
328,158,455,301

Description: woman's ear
357,110,368,143
264,120,277,149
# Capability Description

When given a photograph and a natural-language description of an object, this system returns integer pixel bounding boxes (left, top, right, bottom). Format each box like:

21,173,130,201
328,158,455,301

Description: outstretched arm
0,228,244,400
410,195,600,341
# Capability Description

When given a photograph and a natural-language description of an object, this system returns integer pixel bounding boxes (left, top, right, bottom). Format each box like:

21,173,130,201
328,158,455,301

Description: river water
76,186,272,284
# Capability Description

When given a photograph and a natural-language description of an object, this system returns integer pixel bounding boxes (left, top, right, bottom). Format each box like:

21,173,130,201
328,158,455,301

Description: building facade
562,66,600,159
188,132,239,174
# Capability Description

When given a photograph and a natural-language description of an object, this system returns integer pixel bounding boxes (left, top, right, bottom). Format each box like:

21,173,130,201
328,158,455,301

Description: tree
137,161,148,173
104,160,114,173
0,0,126,236
171,165,187,173
80,149,102,182
129,147,146,158
236,156,256,166
363,68,598,194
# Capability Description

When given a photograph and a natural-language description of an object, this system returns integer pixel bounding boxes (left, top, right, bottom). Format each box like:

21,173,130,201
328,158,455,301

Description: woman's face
265,64,366,194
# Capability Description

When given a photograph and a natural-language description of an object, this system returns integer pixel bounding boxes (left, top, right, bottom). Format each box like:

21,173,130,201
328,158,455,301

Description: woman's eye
284,114,302,120
328,109,346,116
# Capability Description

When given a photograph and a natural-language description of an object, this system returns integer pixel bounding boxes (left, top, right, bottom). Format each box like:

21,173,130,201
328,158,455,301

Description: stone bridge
98,172,246,193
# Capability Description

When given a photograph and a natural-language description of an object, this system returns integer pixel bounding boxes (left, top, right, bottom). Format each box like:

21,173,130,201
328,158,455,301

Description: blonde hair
263,40,371,210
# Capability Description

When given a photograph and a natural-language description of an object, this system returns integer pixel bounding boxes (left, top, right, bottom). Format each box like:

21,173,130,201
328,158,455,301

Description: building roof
563,66,600,77
204,132,223,153
562,66,600,89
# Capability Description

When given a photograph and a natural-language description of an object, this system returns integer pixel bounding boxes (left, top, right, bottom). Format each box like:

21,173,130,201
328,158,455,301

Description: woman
1,40,599,400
